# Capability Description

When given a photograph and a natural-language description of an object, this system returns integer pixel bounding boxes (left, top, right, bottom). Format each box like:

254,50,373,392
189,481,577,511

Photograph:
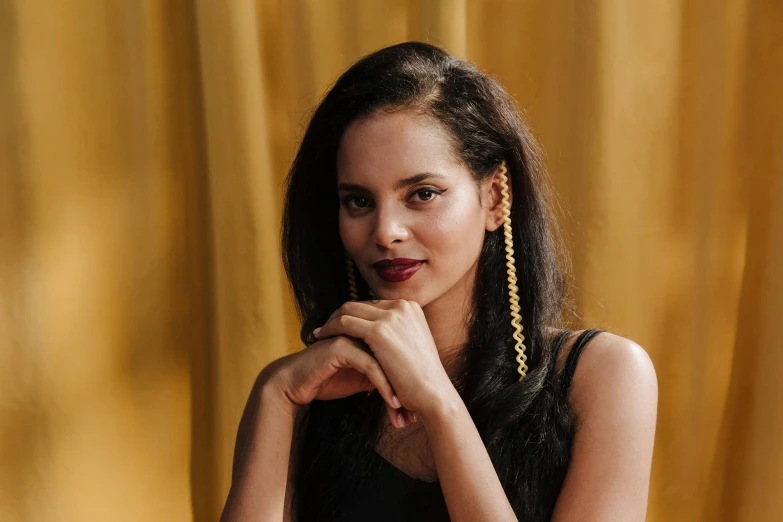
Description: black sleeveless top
334,328,604,521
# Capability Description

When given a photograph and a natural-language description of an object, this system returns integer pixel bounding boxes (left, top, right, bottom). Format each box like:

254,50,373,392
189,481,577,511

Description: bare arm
419,389,519,522
220,361,302,522
418,332,657,522
283,405,306,522
551,333,658,521
219,335,403,522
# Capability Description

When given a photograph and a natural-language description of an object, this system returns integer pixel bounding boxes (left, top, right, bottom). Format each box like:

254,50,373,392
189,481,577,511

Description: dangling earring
345,252,375,301
345,252,359,302
346,252,376,398
497,161,529,381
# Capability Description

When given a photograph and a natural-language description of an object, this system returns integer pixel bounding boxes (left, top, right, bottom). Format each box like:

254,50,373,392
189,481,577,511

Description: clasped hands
313,299,454,427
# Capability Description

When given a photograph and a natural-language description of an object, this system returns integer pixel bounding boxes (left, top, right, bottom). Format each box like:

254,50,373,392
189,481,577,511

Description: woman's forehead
336,111,463,183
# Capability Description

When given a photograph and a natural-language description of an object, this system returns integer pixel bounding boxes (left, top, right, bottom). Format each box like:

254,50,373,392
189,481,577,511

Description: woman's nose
371,206,409,248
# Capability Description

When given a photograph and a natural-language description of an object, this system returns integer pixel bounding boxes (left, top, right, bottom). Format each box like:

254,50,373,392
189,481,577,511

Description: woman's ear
484,167,512,232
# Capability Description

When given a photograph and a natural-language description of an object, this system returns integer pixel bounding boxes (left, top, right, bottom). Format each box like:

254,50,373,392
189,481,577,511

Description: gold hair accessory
346,254,377,396
498,161,528,380
346,252,359,301
345,252,375,301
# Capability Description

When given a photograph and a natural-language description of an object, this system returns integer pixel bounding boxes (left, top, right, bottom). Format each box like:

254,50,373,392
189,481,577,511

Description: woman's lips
373,261,424,283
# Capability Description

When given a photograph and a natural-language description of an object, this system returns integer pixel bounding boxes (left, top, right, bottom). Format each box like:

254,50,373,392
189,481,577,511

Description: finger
365,382,404,429
385,403,405,429
316,314,376,344
322,300,390,327
332,339,400,413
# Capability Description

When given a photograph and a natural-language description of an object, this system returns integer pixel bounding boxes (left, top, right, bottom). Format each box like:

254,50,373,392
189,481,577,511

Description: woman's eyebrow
337,172,447,192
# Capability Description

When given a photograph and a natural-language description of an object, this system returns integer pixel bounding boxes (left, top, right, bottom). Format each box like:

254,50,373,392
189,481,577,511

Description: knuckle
393,300,411,315
332,335,361,354
327,340,351,362
370,321,387,339
327,335,347,350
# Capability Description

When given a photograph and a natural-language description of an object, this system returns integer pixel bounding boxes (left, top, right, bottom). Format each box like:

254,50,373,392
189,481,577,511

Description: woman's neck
421,262,476,380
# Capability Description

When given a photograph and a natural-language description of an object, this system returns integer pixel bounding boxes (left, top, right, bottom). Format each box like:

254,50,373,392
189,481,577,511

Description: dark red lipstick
372,258,424,283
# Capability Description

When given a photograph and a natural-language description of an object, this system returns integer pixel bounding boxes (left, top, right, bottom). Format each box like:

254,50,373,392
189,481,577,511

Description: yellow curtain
1,1,780,520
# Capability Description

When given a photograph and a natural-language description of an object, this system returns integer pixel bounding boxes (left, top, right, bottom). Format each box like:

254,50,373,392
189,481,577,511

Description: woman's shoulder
545,330,658,520
550,329,651,373
551,328,658,420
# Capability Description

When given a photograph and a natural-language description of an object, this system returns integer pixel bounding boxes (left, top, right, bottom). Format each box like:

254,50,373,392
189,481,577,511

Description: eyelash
341,188,445,212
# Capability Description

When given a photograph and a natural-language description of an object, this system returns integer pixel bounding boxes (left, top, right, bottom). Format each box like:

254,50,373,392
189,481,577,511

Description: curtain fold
1,1,780,520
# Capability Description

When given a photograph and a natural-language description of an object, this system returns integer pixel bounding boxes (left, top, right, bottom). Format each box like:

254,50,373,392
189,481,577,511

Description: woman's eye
411,188,444,203
341,188,444,211
343,196,371,210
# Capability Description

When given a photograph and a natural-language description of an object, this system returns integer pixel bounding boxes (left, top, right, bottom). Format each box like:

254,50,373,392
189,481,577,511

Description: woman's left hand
313,299,455,421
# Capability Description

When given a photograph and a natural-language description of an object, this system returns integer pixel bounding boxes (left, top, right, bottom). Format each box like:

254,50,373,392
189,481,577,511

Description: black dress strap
561,329,605,393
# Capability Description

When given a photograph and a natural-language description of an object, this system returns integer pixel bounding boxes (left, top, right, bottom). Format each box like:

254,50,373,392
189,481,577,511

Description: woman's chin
369,288,432,308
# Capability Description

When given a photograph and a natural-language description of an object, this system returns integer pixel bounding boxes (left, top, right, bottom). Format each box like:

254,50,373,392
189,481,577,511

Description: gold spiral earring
345,252,359,302
345,252,375,301
498,160,528,380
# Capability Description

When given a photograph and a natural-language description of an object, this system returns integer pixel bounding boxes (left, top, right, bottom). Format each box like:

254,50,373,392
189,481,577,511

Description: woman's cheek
425,203,486,265
338,214,365,255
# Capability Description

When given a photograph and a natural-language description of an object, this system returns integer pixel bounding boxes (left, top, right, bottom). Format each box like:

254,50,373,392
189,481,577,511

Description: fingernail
397,412,405,428
392,395,401,408
313,327,321,337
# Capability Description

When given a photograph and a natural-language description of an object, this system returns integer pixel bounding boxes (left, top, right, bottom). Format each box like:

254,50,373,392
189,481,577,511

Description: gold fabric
1,1,780,520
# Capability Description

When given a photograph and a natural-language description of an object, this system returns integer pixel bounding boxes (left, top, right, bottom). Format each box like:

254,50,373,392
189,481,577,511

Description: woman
221,42,658,522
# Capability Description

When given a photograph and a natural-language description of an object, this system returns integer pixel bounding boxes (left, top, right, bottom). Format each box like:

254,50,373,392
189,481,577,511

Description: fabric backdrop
1,1,781,521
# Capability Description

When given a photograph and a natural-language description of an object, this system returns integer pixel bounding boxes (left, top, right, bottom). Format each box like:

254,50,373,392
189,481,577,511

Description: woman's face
336,110,504,308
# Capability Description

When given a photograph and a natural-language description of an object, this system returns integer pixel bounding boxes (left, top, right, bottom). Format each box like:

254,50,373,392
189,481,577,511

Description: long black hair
282,41,578,521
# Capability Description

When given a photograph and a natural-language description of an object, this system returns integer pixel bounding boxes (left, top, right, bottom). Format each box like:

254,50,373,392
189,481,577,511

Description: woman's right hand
266,335,414,428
